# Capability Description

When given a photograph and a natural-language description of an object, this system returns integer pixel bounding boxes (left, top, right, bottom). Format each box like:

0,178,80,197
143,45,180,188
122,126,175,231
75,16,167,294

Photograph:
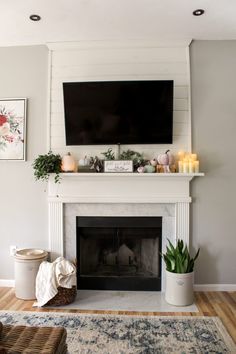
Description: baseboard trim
194,284,236,291
0,279,15,287
0,280,235,291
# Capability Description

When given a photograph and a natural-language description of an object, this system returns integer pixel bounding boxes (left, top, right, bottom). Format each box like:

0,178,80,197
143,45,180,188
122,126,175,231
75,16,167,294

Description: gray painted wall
0,42,235,285
190,41,236,284
0,46,48,279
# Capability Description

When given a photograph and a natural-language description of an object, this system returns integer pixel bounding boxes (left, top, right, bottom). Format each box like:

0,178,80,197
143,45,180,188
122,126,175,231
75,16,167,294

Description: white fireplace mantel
48,172,203,260
48,173,204,203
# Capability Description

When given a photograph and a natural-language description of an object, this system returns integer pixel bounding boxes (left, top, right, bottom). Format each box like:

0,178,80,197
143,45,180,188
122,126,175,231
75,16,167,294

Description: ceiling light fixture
193,9,205,16
29,14,41,21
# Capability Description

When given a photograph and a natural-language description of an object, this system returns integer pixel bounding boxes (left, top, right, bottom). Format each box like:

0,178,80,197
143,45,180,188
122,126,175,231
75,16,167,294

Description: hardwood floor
0,288,235,343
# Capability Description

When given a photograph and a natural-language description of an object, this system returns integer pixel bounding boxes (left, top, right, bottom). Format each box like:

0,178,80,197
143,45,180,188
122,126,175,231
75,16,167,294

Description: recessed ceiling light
193,9,205,16
29,14,41,21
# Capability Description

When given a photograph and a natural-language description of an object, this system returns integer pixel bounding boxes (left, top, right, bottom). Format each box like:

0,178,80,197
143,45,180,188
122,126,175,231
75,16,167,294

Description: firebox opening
76,216,162,291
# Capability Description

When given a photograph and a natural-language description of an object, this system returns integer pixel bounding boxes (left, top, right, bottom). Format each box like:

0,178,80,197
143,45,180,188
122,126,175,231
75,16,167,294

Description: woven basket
0,325,67,354
46,286,77,307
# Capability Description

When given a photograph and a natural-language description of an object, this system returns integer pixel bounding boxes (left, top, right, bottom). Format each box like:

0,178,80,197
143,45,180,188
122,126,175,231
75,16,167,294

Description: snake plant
161,239,200,273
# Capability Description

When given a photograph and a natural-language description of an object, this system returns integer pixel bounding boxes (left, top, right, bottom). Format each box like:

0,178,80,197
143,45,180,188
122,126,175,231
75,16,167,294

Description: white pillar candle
178,161,183,173
194,161,199,173
191,154,197,161
183,161,189,173
178,151,185,161
189,161,194,173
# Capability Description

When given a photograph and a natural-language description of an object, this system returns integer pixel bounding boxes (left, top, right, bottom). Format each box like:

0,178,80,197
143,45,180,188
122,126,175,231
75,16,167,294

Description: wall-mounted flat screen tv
63,80,173,145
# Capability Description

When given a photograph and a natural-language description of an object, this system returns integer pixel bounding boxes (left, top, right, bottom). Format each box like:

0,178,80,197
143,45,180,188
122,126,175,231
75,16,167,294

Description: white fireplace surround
48,172,203,290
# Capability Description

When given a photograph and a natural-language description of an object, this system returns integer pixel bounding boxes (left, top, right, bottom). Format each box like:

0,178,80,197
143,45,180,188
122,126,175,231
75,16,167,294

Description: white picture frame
104,160,133,173
0,98,27,161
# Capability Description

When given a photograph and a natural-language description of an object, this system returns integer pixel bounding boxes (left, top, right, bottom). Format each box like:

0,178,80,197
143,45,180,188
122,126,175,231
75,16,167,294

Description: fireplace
77,216,162,291
48,173,203,291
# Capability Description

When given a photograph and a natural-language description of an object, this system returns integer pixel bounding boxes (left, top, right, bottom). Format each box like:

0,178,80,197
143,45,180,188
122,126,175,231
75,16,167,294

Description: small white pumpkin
150,158,158,167
79,155,90,166
137,166,145,173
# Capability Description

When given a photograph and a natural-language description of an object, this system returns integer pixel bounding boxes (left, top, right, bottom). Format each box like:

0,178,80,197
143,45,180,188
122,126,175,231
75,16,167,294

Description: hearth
76,216,162,291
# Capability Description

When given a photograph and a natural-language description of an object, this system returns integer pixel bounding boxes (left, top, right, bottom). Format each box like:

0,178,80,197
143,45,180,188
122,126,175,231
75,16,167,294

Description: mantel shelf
57,172,204,178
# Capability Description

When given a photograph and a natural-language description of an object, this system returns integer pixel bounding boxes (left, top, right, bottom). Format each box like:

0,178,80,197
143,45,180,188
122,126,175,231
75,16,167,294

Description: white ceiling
1,0,236,46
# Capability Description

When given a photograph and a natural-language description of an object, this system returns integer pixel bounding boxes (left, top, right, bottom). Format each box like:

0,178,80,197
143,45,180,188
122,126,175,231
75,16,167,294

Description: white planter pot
165,270,194,306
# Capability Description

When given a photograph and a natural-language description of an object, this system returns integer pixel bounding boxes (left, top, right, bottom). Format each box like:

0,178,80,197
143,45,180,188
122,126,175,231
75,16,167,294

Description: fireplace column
175,202,190,246
49,201,63,260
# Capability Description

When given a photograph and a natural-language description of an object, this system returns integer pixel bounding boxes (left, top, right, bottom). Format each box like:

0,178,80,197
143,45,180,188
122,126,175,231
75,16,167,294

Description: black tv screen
63,80,173,145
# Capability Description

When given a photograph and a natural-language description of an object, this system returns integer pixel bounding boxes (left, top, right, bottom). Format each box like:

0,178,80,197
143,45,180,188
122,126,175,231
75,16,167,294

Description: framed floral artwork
0,98,27,161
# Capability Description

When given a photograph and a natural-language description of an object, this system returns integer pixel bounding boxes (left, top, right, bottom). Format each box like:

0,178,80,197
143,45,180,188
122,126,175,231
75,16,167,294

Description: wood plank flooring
0,288,235,343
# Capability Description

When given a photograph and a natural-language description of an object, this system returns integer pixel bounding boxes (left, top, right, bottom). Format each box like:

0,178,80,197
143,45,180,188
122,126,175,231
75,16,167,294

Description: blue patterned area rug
0,311,235,353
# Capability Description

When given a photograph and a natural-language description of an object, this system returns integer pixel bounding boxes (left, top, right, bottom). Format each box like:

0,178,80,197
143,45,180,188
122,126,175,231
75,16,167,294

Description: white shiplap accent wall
47,40,191,160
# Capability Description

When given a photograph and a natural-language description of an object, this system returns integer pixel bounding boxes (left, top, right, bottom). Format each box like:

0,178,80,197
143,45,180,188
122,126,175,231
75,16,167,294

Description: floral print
0,106,23,152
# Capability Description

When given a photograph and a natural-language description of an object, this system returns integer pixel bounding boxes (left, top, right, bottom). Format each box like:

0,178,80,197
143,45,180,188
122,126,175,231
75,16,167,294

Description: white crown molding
47,39,192,51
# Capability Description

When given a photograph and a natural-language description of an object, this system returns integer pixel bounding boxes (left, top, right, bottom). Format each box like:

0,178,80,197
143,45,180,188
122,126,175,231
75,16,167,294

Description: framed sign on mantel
0,98,27,161
104,160,133,173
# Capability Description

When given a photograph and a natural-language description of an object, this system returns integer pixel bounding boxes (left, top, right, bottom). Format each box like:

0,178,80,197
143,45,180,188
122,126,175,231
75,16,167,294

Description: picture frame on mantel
0,98,27,161
104,160,133,173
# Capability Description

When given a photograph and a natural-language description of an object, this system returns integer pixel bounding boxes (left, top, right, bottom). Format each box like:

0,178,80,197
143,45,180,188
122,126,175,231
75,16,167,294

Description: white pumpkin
61,152,76,172
150,158,158,167
157,150,174,166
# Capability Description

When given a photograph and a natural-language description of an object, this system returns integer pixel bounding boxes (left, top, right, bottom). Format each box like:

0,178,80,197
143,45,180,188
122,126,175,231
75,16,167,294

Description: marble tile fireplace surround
48,173,202,291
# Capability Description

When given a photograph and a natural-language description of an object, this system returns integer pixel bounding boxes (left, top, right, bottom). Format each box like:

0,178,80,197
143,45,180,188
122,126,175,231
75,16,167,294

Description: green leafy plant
101,148,115,160
161,239,200,273
32,151,62,183
119,149,146,170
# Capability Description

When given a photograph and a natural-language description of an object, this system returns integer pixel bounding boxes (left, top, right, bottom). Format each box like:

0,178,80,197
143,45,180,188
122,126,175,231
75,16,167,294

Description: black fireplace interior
76,216,162,291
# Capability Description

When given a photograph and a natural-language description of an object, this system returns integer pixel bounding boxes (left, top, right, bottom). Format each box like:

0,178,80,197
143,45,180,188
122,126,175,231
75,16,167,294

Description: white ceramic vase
165,270,194,306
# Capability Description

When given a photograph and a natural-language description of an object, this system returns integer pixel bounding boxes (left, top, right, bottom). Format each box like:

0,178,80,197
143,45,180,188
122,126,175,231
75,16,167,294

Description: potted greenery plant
161,239,200,306
32,151,62,183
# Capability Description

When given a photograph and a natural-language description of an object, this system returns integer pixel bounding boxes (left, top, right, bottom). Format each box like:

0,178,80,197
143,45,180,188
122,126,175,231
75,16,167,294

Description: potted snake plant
161,239,200,306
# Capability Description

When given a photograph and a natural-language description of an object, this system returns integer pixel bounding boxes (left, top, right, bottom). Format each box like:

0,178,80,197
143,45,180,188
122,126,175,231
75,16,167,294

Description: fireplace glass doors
77,216,162,291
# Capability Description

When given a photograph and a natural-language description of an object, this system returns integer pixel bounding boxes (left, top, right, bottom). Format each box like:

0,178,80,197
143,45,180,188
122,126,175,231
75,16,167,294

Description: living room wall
190,40,236,286
0,45,48,281
0,41,235,287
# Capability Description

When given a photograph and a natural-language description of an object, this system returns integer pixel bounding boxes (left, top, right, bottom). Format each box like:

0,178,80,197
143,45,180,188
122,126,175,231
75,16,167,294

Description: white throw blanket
34,257,76,307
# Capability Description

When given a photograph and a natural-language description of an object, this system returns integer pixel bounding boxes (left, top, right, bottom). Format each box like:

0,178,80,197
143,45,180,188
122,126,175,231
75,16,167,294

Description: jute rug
0,311,235,353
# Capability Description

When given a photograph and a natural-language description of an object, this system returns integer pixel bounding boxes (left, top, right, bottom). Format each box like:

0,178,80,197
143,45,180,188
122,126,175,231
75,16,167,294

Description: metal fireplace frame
76,216,162,291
